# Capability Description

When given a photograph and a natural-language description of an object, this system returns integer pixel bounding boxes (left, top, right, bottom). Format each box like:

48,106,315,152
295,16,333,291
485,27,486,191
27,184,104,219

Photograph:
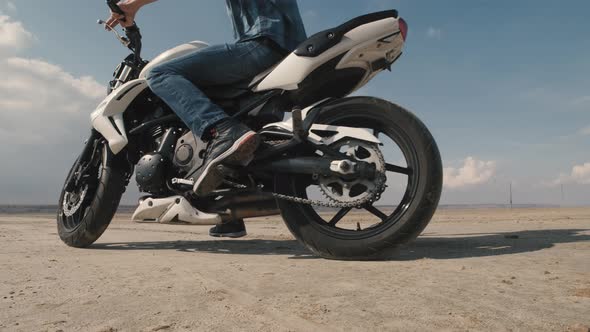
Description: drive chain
223,174,386,209
222,139,386,208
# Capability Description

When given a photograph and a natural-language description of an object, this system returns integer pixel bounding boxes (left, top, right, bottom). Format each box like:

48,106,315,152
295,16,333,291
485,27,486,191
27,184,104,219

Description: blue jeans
146,40,283,137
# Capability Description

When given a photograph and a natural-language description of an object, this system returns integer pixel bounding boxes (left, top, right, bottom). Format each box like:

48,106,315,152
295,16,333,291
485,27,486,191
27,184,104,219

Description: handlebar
101,0,143,62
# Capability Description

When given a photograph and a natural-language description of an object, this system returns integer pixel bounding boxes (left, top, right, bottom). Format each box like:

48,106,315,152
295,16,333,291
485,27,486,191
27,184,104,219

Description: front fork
79,130,102,163
64,130,105,192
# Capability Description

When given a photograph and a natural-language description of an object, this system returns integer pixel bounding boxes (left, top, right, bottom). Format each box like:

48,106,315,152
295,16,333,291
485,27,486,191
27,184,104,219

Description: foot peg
172,166,246,195
172,178,195,186
171,178,195,191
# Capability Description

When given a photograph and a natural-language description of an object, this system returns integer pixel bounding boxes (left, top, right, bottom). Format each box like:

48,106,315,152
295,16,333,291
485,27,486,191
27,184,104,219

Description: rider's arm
132,0,158,6
106,0,158,29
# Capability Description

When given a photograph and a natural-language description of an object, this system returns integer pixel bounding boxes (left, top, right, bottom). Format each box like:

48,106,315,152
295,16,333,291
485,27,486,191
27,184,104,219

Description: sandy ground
0,208,589,332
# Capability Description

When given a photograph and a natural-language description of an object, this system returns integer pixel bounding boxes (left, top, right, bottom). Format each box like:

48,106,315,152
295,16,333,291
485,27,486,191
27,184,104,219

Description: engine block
173,132,207,176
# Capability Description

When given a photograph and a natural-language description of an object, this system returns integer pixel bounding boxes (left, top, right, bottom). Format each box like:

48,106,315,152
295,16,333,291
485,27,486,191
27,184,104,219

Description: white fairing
90,79,149,154
91,41,209,155
132,196,222,225
264,102,382,146
254,17,403,92
139,41,209,79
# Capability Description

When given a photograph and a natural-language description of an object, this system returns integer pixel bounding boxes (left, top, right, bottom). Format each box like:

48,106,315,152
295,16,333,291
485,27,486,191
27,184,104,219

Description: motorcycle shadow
394,228,589,261
92,239,316,259
92,229,589,261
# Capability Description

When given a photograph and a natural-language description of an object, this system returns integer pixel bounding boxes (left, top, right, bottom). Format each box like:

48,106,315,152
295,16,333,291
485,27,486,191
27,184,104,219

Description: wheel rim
58,147,104,231
284,110,421,240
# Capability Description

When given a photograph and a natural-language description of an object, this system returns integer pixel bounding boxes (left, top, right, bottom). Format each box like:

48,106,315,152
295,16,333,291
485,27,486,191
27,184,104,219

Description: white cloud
0,56,104,144
0,12,103,146
0,11,106,204
0,14,34,53
444,157,496,189
572,95,590,107
4,57,104,99
579,126,590,136
551,162,590,186
426,27,442,40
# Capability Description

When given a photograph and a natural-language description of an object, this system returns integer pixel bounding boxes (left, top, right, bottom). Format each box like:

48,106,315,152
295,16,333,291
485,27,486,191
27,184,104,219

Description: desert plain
0,207,589,332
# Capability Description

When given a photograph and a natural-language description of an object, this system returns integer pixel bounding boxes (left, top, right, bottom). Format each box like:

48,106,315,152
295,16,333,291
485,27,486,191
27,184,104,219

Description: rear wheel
57,143,130,248
275,97,443,260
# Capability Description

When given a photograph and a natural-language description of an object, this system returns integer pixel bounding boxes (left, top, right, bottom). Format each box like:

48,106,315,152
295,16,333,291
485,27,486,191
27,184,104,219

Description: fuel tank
139,41,209,79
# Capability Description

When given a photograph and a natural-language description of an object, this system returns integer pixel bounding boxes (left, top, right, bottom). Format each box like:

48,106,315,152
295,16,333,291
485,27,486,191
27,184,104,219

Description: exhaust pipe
209,193,280,221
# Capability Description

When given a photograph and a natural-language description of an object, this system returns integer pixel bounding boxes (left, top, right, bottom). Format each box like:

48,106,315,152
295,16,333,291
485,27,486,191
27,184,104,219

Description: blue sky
1,0,589,205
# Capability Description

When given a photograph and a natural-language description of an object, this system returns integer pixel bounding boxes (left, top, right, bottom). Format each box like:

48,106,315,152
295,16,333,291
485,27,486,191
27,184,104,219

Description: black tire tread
57,150,129,248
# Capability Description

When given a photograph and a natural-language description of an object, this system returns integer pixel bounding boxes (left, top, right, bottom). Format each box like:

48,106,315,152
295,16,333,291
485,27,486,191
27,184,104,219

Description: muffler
208,193,280,222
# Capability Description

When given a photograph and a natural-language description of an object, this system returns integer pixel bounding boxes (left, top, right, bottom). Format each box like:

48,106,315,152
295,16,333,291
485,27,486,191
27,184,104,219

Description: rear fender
90,79,149,154
264,99,381,146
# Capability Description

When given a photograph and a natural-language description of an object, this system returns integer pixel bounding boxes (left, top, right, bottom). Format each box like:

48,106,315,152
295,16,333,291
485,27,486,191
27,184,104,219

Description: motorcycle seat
204,9,400,101
207,10,400,99
293,10,399,58
203,84,251,101
203,63,280,101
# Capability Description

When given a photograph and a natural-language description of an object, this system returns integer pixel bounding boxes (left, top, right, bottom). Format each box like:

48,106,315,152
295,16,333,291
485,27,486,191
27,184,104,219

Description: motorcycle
57,0,443,260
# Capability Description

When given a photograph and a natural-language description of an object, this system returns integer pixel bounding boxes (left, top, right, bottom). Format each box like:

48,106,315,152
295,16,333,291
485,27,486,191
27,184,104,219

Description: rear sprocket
319,139,387,205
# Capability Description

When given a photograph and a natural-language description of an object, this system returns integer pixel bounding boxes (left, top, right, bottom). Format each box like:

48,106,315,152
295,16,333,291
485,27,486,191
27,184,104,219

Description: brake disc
62,184,88,217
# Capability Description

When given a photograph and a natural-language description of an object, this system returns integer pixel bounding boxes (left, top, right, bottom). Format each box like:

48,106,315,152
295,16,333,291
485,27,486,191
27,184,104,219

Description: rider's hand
105,0,140,30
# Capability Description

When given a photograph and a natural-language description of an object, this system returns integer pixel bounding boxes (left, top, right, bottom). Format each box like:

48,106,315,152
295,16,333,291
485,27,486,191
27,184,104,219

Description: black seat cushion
203,61,283,101
294,10,398,58
203,83,251,101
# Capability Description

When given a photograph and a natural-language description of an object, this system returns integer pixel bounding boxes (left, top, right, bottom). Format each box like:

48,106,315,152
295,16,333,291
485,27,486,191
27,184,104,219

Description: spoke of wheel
365,205,388,221
386,163,412,175
328,207,352,226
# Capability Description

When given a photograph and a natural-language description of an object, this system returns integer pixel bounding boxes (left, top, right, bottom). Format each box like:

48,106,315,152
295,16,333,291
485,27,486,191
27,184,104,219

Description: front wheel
57,141,130,248
275,97,443,260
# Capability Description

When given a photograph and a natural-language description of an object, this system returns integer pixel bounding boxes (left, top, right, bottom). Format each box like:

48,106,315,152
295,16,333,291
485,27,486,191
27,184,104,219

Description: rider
107,0,307,238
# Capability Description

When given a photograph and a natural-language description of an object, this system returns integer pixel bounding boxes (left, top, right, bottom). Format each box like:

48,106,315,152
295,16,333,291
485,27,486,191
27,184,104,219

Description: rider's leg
146,40,283,195
146,41,280,138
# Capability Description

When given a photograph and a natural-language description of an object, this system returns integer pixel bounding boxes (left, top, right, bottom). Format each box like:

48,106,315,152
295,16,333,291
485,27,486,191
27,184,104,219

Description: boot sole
209,230,248,238
193,132,260,196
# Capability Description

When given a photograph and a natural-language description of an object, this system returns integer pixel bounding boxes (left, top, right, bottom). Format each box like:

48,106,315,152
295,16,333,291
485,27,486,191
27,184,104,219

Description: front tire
57,144,130,248
276,97,443,260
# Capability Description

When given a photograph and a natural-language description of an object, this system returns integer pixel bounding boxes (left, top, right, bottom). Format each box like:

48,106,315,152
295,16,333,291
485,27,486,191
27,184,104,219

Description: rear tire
276,97,443,260
57,144,130,248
